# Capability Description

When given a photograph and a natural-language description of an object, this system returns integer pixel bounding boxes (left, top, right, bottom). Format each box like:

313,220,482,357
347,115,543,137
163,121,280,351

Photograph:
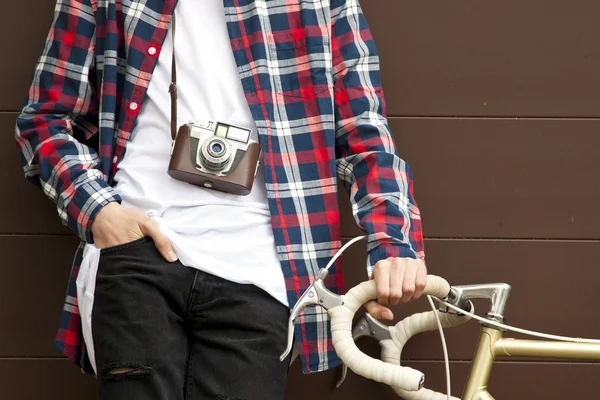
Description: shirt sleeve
14,0,120,243
330,0,425,276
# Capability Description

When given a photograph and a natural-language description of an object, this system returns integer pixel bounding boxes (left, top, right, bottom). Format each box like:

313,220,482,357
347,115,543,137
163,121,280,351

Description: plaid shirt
15,0,424,375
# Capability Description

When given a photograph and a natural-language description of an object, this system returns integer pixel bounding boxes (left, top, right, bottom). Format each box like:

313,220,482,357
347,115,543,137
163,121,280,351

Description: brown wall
2,1,599,399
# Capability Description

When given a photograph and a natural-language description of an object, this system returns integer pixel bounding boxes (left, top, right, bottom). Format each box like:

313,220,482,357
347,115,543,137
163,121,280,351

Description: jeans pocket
99,236,152,255
97,236,161,278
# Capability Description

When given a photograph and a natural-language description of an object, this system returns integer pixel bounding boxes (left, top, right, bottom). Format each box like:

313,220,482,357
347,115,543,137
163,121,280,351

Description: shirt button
148,46,157,55
129,102,138,111
112,156,118,163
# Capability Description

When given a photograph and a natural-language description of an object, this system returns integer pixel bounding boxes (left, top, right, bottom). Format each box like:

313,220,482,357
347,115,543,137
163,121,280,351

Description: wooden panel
0,360,96,400
363,0,600,117
1,359,597,399
3,1,599,399
6,114,600,239
3,1,600,118
1,1,55,111
340,118,600,239
0,236,79,357
4,236,599,360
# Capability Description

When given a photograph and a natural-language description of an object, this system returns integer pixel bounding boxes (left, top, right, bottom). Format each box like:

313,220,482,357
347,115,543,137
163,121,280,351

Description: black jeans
92,236,291,400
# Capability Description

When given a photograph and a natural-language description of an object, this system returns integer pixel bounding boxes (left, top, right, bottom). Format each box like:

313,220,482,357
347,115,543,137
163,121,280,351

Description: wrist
367,242,419,277
90,201,121,243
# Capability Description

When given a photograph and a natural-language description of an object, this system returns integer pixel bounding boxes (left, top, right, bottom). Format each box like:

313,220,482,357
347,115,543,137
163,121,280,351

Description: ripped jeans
92,237,291,400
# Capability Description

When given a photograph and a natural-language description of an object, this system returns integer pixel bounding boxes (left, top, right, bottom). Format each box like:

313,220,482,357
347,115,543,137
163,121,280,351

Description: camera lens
200,138,232,171
211,142,223,154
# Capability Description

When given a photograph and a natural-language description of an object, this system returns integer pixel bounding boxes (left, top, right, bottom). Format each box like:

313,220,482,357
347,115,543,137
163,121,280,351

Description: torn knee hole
103,365,153,380
109,367,136,374
216,397,248,400
216,397,246,400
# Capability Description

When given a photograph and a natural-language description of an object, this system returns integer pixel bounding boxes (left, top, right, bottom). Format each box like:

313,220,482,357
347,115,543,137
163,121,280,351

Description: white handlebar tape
387,338,460,399
328,276,452,391
386,307,472,399
380,339,401,364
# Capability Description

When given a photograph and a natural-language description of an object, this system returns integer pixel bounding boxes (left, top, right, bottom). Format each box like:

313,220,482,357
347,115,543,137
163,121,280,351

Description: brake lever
357,313,393,341
280,269,344,361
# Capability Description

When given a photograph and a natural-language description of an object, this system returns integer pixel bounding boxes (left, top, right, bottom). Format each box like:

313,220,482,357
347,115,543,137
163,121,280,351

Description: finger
388,259,404,305
413,261,427,300
373,260,390,305
400,260,417,303
365,300,393,320
140,218,178,262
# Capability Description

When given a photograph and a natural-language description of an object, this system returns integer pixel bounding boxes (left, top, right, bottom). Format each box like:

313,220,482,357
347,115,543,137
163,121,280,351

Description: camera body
168,120,261,195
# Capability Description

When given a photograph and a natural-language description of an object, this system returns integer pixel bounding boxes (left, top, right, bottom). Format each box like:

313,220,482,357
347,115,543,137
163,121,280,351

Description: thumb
140,218,178,262
365,300,394,321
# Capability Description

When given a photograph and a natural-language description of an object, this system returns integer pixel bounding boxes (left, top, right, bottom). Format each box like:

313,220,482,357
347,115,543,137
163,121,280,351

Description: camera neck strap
169,15,178,141
168,15,260,148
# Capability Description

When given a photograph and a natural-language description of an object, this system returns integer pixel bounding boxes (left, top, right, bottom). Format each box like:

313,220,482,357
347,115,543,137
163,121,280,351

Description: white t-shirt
76,0,287,374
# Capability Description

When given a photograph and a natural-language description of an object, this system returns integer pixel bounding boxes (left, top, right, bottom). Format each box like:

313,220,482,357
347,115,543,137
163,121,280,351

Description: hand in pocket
91,203,178,262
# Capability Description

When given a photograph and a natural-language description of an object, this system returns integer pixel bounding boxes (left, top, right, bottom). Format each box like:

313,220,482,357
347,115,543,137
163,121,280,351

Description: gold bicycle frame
462,326,600,400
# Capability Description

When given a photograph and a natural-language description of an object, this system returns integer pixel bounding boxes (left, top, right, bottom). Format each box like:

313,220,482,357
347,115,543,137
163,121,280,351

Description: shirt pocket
267,31,332,99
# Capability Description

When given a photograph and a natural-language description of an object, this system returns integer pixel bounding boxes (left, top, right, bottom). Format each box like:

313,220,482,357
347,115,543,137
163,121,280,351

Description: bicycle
281,236,600,400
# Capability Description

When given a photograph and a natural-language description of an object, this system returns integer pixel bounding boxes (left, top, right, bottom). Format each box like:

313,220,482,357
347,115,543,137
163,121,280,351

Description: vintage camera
168,120,261,195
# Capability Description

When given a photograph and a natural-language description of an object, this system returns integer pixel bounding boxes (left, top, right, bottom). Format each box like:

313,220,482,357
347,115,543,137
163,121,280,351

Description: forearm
14,0,120,243
331,0,425,275
336,121,425,273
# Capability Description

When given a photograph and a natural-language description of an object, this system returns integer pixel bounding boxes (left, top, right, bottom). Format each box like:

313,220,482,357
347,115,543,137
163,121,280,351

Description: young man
15,0,426,399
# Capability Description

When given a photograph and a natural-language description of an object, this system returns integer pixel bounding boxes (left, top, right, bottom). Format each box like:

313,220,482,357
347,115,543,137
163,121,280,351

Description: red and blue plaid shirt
15,0,424,374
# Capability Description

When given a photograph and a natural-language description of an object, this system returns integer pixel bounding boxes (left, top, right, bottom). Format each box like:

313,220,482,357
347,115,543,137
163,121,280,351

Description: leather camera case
167,124,261,196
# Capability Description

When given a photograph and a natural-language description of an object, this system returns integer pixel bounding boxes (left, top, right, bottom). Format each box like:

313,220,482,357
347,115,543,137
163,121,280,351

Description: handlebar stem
442,283,512,324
